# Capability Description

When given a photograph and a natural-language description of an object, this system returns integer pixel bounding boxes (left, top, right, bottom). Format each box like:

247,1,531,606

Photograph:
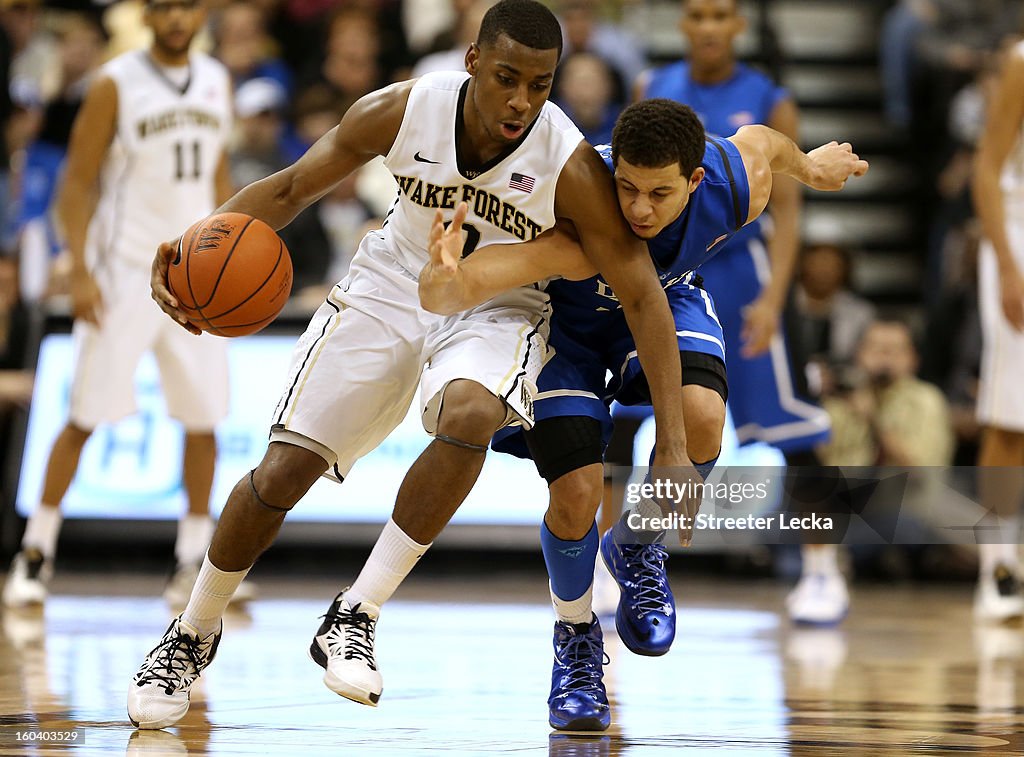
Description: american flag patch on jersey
509,172,535,193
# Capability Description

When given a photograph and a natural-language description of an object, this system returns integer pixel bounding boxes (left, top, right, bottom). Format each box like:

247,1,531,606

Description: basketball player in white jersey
1,0,249,609
973,41,1024,622
128,0,693,730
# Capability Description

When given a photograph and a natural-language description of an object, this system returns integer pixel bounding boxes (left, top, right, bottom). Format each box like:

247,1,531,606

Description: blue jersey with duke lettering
546,138,749,329
645,61,786,244
490,136,750,459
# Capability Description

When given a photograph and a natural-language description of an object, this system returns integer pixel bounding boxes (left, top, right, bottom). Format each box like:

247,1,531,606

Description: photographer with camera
821,319,954,467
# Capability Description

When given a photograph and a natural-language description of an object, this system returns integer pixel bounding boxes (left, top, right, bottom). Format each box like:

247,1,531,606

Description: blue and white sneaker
599,529,675,656
548,615,610,731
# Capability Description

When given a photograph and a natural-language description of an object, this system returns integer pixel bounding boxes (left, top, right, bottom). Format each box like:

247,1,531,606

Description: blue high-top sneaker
548,615,610,731
599,529,675,656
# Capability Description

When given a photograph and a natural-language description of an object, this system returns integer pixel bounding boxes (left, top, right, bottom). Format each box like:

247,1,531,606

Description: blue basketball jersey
490,137,751,460
645,61,787,245
546,138,750,333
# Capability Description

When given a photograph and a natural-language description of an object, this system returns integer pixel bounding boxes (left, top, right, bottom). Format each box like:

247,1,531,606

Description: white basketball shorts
270,231,549,481
978,224,1024,432
68,261,229,431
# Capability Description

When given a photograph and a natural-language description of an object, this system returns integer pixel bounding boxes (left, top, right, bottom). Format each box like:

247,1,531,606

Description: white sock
551,582,594,625
346,518,431,612
997,517,1021,569
802,544,840,576
23,504,63,560
182,554,250,637
175,514,215,566
978,516,1021,576
631,495,663,521
979,543,1001,576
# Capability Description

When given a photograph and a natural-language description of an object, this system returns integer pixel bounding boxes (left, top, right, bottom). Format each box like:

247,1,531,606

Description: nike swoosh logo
414,151,441,164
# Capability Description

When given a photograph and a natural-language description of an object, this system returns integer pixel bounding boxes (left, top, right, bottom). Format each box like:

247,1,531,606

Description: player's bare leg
312,379,508,706
39,423,93,508
209,443,328,571
2,423,91,607
392,380,508,543
165,431,228,607
182,432,216,517
129,442,327,729
975,427,1024,622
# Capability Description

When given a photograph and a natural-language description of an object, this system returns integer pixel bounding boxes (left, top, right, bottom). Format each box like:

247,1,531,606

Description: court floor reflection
1,576,1022,755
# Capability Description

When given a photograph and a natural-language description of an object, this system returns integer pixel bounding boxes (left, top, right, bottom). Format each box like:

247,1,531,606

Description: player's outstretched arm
728,125,869,225
220,80,412,229
151,80,414,329
418,206,595,315
556,142,688,469
974,43,1024,331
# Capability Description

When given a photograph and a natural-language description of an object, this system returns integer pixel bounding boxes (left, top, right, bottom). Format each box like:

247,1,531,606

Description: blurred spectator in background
3,0,52,107
0,254,30,382
230,77,289,187
317,7,384,109
0,254,32,494
229,77,331,298
286,0,409,94
212,0,291,94
280,81,335,161
402,0,460,57
557,0,644,96
919,58,1003,465
412,0,490,76
789,243,876,396
14,12,106,301
820,320,953,467
552,51,621,146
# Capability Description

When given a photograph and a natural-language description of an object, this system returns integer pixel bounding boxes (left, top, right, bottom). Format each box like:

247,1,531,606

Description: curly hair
612,99,706,175
477,0,563,58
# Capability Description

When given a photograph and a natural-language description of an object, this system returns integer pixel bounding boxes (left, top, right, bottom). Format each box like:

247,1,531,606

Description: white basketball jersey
87,50,232,269
382,71,583,276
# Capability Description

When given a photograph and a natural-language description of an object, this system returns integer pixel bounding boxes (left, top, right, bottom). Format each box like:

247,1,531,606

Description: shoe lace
137,628,209,695
322,603,377,669
621,544,671,617
553,628,609,697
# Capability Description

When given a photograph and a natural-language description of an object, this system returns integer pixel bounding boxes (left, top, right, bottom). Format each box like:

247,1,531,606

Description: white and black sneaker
975,564,1024,623
128,615,221,729
309,591,382,706
2,548,52,608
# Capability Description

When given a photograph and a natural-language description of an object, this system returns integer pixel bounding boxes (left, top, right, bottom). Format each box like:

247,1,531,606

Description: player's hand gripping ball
167,212,293,336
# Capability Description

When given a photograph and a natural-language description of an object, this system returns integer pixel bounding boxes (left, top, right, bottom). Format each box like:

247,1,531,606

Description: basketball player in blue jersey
637,0,846,626
127,0,694,731
421,98,867,729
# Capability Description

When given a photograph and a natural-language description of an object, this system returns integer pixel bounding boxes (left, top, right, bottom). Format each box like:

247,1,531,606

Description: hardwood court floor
1,573,1023,756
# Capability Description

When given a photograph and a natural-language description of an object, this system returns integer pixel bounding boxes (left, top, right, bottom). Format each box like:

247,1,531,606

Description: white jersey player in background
973,41,1024,622
2,0,249,609
128,0,691,730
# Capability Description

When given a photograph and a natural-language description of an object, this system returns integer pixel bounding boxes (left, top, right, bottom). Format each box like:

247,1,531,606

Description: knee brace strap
248,469,293,513
435,434,489,453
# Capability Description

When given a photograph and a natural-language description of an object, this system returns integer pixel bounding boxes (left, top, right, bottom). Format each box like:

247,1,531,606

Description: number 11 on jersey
174,140,201,181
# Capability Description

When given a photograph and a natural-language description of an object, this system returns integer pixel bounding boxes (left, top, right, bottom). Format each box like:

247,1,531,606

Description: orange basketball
167,212,293,337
